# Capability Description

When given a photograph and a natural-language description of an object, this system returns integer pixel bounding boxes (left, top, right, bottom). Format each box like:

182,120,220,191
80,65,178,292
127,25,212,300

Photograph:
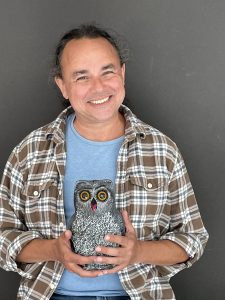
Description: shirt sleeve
159,147,209,277
0,149,43,279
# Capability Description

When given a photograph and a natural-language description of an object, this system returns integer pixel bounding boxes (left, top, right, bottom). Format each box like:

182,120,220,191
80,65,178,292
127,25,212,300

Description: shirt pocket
125,175,169,239
22,179,59,237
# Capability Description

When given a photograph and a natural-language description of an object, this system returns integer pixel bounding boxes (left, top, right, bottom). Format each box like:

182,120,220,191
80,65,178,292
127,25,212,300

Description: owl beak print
91,198,97,211
68,179,125,270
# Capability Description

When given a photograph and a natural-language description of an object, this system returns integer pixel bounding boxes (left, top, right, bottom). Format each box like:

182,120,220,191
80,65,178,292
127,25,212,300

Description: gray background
0,0,224,299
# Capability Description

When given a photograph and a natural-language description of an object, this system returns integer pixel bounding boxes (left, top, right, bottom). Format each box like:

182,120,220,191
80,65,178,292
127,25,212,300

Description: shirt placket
54,141,67,236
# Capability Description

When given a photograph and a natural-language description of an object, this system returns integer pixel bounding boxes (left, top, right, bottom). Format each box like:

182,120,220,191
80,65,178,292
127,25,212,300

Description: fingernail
96,246,101,252
105,235,110,241
96,257,102,262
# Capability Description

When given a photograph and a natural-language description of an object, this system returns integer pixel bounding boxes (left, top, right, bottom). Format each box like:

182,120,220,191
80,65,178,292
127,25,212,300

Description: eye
79,190,91,201
103,70,114,76
96,190,108,201
76,76,89,81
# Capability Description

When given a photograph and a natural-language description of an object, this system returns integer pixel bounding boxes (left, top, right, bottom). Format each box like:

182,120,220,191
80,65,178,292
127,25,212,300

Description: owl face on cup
74,179,114,214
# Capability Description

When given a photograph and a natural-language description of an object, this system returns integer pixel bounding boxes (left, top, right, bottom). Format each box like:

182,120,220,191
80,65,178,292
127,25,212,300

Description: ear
55,76,69,99
121,63,126,84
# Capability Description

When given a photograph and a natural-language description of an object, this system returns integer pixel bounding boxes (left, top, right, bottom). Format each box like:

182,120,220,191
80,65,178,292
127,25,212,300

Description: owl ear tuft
103,179,113,188
75,180,91,190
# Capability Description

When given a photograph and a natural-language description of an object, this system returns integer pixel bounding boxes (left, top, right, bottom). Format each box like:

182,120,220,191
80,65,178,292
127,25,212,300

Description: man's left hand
94,210,141,274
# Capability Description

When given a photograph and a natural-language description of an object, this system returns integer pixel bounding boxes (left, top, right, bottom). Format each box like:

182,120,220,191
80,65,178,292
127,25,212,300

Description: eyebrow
72,70,88,78
71,64,116,78
102,63,115,71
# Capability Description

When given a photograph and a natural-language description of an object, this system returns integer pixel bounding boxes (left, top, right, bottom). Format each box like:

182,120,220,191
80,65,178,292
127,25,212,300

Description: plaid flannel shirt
0,105,208,300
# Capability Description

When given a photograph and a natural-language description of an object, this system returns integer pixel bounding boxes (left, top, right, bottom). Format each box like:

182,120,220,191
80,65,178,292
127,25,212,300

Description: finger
61,231,73,250
121,210,136,234
104,232,136,248
104,234,127,246
94,254,123,266
66,263,104,278
61,230,72,240
96,245,122,257
101,264,126,275
73,253,99,265
61,230,72,247
63,249,98,265
78,268,105,278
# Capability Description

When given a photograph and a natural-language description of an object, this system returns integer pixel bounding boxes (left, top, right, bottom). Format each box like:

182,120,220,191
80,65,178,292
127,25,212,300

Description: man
0,24,208,300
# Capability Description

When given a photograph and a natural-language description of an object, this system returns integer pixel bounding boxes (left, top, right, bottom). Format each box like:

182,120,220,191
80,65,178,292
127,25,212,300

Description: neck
74,113,125,141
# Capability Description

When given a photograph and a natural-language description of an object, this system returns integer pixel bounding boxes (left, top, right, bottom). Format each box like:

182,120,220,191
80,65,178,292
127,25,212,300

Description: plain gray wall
0,0,224,299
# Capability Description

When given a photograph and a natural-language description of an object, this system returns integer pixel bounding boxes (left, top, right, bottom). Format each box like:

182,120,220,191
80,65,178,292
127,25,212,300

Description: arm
16,230,103,277
134,240,188,265
93,210,189,274
159,149,209,268
93,149,208,274
0,150,103,278
0,150,43,278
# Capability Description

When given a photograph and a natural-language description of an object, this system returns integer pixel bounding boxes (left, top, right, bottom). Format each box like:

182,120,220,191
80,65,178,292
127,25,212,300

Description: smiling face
55,37,125,129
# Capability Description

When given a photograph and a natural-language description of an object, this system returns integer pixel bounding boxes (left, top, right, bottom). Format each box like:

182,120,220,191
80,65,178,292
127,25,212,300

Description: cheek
108,78,125,94
115,81,125,99
67,84,90,102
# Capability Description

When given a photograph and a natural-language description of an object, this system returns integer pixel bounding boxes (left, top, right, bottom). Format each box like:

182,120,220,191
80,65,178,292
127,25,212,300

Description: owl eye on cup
79,189,109,212
79,190,91,201
68,179,125,270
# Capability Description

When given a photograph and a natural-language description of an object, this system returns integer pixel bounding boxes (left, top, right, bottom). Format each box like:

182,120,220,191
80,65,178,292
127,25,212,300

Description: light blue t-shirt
55,113,127,296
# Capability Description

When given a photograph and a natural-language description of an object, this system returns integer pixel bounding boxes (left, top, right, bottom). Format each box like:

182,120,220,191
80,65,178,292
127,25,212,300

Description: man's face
55,37,125,126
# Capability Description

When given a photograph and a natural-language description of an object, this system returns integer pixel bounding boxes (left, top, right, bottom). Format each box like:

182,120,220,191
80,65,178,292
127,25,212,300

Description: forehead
60,37,121,68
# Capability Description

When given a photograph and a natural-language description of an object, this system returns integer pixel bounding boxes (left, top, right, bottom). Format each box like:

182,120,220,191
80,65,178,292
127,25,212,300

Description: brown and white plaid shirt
0,105,208,300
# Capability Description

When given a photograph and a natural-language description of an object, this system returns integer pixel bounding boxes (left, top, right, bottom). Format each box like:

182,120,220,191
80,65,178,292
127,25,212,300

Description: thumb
62,230,72,241
121,210,135,234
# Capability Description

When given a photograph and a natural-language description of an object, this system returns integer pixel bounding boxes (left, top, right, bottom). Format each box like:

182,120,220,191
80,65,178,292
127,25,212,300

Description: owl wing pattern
70,209,125,270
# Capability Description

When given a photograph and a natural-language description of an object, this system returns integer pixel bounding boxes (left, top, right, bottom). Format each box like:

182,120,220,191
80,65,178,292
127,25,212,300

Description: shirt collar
45,106,73,143
119,105,147,142
45,104,146,144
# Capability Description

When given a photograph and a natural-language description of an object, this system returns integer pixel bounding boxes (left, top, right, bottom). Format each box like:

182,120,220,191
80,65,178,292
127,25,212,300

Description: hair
52,23,129,79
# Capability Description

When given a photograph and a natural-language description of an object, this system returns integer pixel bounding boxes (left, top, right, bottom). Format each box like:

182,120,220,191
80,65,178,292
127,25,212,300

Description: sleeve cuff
160,232,207,267
5,231,43,278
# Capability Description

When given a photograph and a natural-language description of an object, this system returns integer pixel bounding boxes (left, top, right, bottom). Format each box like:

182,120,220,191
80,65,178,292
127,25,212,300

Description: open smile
88,96,111,105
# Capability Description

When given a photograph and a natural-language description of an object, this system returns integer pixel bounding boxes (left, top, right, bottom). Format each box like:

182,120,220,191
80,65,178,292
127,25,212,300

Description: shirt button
33,190,39,196
59,222,64,228
50,283,55,290
147,182,153,189
58,190,62,196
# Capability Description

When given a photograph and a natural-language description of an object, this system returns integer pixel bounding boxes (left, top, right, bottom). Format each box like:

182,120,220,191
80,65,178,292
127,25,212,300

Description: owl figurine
68,179,125,270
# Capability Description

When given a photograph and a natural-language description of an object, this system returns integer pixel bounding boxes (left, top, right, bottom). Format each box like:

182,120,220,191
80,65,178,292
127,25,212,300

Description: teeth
90,97,109,104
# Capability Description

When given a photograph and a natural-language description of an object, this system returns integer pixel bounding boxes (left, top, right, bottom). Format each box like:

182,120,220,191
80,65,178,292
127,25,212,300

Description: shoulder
14,121,56,155
123,109,182,177
14,107,73,152
9,107,72,167
122,105,178,150
122,105,180,163
139,118,178,151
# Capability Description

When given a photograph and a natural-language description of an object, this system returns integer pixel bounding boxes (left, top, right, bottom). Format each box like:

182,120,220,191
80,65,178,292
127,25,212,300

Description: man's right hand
54,230,103,277
16,230,104,277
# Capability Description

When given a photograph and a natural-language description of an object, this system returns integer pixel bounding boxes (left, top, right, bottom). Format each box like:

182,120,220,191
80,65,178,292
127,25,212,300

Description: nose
91,76,104,93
